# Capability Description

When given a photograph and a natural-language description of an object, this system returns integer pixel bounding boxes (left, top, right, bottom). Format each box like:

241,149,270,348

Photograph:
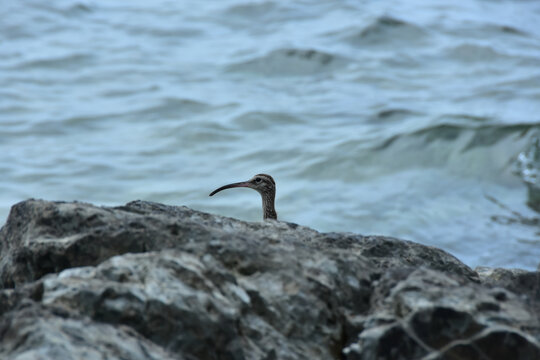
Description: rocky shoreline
0,199,538,359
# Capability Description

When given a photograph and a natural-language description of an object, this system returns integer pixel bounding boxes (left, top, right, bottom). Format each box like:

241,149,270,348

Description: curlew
209,174,277,220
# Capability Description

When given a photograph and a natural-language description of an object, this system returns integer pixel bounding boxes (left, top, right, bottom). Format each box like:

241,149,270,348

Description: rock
0,199,538,360
343,268,540,360
426,328,540,360
36,249,367,359
0,199,478,288
476,266,540,300
0,301,178,360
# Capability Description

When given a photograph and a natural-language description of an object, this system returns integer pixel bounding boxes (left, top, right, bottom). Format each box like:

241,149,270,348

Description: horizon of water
1,0,540,270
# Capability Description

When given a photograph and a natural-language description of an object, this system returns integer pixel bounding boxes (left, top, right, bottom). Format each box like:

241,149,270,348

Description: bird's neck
261,190,277,220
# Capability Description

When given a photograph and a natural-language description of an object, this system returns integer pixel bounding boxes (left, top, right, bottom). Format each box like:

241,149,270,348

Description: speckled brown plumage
209,174,277,220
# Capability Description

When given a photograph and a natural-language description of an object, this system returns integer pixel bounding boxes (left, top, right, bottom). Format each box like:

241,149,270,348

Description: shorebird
209,174,277,220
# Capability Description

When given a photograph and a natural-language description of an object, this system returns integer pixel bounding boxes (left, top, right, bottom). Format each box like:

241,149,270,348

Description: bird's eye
255,177,262,183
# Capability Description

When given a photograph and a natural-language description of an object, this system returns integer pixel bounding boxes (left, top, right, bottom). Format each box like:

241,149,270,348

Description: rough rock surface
476,266,540,315
0,199,538,360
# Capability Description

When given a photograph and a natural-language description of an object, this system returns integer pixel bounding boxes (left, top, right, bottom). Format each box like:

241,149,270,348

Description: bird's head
209,174,275,196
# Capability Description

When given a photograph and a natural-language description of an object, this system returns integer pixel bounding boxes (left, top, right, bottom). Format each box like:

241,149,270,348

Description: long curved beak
209,181,251,196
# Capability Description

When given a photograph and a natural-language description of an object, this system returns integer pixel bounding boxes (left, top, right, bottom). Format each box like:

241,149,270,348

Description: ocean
1,0,540,270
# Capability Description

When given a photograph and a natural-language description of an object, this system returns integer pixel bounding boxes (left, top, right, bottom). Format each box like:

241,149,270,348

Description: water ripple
1,0,540,269
226,48,349,76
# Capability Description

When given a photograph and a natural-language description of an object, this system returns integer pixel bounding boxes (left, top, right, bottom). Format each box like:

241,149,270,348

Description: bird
209,174,277,220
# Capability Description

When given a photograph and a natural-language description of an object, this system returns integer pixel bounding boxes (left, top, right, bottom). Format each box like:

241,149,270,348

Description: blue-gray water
1,1,540,270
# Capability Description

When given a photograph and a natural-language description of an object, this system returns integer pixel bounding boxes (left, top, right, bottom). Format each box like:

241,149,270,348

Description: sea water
1,0,540,270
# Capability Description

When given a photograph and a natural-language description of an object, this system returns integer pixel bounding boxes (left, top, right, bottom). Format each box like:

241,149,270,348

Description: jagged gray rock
0,300,179,360
343,267,539,360
0,199,538,360
0,199,478,288
476,266,540,301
